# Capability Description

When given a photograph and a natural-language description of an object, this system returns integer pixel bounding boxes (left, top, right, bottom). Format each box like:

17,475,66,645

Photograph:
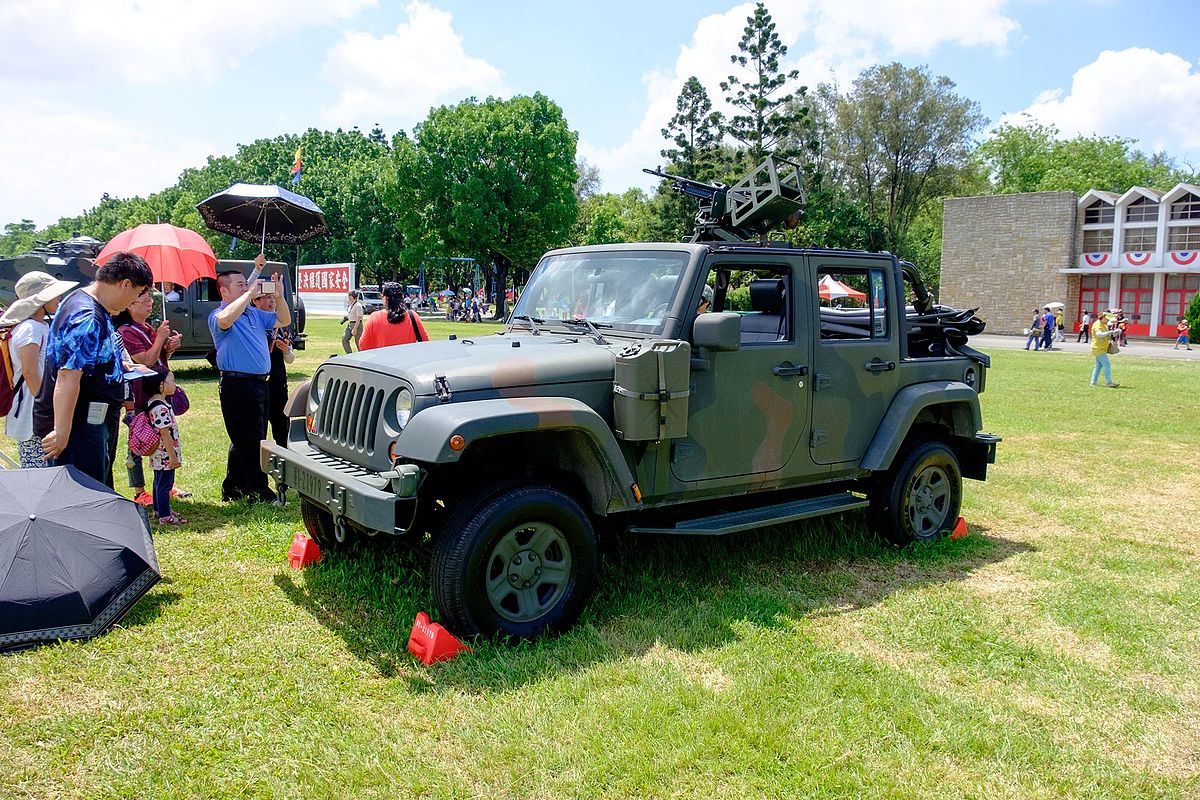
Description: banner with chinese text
298,263,356,315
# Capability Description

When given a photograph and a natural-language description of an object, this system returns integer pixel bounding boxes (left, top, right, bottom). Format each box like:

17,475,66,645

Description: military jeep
262,156,1000,639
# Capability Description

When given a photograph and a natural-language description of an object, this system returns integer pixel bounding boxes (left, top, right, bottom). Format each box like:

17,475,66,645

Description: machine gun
644,155,805,243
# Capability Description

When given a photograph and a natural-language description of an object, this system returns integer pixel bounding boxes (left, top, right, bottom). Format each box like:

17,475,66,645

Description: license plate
289,463,329,499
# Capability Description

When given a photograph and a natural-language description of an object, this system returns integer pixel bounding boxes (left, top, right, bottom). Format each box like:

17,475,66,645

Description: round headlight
395,388,413,428
313,369,329,403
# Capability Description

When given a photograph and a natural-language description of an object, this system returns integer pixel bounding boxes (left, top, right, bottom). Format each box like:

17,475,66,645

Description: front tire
300,498,344,552
869,441,962,546
431,485,598,639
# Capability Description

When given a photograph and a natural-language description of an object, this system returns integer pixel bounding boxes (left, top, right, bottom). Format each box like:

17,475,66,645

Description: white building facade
1072,184,1200,337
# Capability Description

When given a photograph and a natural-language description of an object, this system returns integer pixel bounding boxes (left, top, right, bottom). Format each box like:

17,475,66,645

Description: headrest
749,279,784,314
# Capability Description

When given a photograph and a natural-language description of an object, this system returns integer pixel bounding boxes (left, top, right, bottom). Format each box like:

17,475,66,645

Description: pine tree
660,76,724,180
719,2,808,164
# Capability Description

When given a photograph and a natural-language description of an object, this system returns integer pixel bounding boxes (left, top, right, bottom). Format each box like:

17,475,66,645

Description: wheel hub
507,550,543,589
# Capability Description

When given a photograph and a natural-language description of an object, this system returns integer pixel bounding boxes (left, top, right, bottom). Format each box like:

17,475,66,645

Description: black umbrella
195,182,329,250
0,466,160,653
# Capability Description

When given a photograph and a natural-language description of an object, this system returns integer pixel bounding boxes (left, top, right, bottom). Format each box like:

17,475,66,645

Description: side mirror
693,312,741,352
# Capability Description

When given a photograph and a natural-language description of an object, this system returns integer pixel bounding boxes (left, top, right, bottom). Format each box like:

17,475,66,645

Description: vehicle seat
741,278,787,343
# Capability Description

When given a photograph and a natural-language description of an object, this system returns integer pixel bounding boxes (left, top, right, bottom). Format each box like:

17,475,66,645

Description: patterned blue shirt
33,289,124,436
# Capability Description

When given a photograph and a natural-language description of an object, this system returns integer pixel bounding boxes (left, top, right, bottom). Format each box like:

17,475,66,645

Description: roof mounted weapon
643,155,805,243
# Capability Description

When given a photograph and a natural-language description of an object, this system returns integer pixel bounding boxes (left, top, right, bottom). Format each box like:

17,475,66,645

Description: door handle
772,364,809,377
864,359,896,373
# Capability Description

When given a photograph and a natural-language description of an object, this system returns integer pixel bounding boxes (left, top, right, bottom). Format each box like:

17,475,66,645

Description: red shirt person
358,282,429,350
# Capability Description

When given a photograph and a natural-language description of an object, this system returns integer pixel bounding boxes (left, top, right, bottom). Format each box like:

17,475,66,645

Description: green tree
828,62,985,255
1185,292,1200,344
720,2,808,164
391,94,578,318
574,158,602,201
570,189,654,246
977,121,1196,194
0,220,38,257
661,76,724,179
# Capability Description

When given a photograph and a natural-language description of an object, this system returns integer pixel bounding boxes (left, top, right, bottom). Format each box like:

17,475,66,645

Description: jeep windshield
510,250,689,336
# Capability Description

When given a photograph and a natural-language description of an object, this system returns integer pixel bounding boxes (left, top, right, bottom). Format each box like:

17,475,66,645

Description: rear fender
860,381,982,472
396,397,639,513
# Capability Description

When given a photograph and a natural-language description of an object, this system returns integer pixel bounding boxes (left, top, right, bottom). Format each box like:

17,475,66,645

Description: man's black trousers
219,375,273,502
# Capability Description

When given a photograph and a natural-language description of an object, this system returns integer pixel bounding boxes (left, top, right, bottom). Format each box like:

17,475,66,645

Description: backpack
128,409,162,456
0,324,26,418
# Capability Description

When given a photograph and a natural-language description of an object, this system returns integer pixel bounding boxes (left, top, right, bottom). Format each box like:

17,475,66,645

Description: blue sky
1,0,1198,229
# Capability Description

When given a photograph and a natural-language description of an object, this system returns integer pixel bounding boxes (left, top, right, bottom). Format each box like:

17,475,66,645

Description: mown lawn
2,319,1197,799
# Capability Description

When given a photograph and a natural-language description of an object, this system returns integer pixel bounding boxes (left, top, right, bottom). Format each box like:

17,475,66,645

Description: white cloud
0,0,374,85
0,100,215,228
585,0,1020,193
319,1,507,128
999,48,1200,161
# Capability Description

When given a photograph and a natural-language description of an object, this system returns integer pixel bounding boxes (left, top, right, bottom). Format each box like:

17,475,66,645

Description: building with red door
941,186,1200,338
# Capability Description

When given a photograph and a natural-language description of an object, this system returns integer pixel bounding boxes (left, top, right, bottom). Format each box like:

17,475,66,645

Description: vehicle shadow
274,514,1032,689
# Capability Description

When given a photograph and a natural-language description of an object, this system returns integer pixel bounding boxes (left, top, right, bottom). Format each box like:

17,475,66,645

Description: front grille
316,378,385,454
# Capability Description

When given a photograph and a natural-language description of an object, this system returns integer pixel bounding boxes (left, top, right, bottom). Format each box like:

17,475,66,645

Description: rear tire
868,441,962,546
430,485,598,639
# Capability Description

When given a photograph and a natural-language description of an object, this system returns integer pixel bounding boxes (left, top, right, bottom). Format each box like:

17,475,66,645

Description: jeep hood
331,334,616,395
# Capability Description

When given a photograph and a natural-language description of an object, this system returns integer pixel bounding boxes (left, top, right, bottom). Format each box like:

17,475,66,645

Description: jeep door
165,278,218,351
672,255,812,483
809,257,900,465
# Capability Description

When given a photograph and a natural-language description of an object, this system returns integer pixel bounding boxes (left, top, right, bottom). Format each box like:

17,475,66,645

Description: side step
627,491,868,536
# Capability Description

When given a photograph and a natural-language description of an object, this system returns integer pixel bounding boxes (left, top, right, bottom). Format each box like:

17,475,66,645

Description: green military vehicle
263,156,1000,639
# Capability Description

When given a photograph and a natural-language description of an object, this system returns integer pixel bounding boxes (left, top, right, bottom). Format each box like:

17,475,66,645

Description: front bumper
261,438,421,535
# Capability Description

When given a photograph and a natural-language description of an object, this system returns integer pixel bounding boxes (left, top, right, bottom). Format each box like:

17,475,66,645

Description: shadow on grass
121,587,183,629
273,514,1033,689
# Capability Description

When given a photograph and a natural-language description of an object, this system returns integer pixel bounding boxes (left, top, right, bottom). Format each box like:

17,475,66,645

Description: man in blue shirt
208,253,291,502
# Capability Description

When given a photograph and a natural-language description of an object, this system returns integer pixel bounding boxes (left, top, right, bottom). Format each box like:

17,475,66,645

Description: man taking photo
209,253,291,503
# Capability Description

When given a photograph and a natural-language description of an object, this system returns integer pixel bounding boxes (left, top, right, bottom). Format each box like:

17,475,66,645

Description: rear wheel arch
861,384,981,473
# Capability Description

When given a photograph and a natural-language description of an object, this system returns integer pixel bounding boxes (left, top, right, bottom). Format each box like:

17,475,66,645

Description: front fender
860,381,982,472
396,397,639,510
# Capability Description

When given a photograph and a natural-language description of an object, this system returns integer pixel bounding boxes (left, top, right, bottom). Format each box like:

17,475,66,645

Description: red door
1119,275,1154,336
1078,274,1108,331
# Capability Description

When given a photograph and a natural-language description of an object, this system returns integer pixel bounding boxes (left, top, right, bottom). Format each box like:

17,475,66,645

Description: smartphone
259,280,276,295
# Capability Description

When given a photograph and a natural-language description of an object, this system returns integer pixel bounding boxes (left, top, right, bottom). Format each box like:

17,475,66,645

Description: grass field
2,318,1198,799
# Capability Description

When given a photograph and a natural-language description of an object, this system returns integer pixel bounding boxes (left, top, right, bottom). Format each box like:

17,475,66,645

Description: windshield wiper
509,314,546,335
561,316,612,344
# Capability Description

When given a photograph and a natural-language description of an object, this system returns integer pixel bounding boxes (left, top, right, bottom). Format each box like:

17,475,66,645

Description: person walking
251,291,294,447
1174,316,1192,350
1077,309,1091,343
2,271,78,468
1024,309,1043,350
1054,307,1065,342
1040,306,1056,351
141,369,186,525
358,282,429,351
114,289,187,505
1090,312,1120,388
341,290,363,354
208,253,290,503
34,252,152,486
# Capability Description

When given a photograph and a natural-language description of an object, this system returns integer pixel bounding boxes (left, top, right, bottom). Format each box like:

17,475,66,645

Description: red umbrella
94,223,217,287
